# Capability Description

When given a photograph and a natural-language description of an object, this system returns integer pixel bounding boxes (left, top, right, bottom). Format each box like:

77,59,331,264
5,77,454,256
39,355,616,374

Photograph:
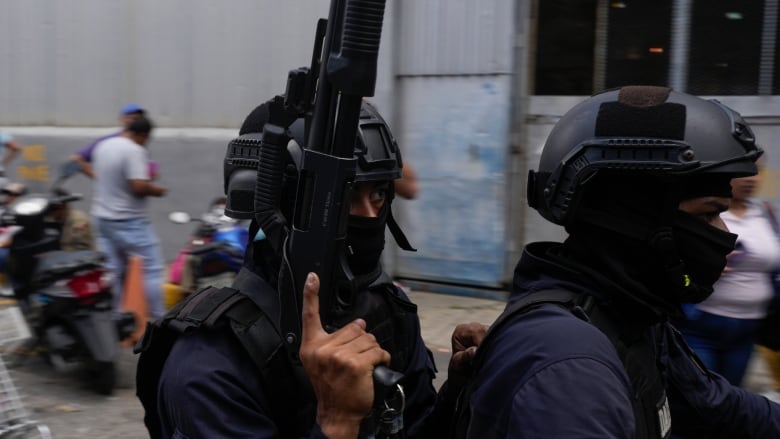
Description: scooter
163,206,247,309
3,162,135,395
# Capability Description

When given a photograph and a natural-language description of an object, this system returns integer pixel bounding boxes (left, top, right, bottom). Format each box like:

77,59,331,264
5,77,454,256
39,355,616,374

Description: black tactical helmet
353,101,403,183
527,86,762,225
224,99,403,219
284,101,403,184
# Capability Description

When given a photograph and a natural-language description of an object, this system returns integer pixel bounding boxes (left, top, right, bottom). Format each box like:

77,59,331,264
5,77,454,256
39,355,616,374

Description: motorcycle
163,205,247,309
3,162,135,395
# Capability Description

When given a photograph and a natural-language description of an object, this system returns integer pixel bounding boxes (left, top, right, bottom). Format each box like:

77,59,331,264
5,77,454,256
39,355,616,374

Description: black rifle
257,0,404,387
253,2,406,435
287,0,386,314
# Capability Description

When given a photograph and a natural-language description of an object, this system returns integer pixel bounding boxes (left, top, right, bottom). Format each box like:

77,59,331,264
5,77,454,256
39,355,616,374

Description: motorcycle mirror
169,212,191,224
52,192,83,205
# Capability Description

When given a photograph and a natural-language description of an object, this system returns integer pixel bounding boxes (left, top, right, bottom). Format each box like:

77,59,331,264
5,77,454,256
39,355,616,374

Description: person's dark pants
678,307,761,386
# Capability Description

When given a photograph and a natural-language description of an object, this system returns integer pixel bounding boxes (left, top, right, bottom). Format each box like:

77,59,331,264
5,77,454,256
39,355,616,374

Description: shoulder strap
217,270,315,437
135,284,244,356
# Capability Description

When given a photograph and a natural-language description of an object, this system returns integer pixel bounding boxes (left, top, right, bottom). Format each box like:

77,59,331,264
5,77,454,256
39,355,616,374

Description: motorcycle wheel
89,360,116,395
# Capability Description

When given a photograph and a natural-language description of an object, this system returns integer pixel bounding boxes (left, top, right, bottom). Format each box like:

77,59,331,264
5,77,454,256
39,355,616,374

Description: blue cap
120,103,145,116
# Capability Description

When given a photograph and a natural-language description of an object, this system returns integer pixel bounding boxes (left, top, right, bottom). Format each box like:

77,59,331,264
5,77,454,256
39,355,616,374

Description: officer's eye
369,186,388,203
699,211,721,223
679,198,729,225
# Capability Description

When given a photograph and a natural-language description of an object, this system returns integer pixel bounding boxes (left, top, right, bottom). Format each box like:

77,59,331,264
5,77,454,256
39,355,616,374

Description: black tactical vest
135,267,419,438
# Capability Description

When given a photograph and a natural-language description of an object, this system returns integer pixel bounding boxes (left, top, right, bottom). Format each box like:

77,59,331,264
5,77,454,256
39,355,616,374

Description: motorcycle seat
34,250,106,279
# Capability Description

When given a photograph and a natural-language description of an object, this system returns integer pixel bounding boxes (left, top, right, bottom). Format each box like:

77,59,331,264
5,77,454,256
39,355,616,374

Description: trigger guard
373,365,403,387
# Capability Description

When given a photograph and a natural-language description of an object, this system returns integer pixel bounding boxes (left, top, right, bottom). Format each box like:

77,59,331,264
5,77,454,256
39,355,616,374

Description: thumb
301,272,324,341
463,346,478,362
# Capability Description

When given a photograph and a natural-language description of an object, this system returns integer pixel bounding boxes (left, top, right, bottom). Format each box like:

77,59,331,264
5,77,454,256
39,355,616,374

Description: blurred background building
0,0,778,298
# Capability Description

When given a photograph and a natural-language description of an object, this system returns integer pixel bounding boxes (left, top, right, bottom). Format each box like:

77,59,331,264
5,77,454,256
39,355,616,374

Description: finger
357,345,391,368
326,319,369,343
351,318,367,330
471,324,488,344
451,346,476,366
449,350,466,371
449,346,477,373
344,332,383,354
452,322,489,351
301,272,324,341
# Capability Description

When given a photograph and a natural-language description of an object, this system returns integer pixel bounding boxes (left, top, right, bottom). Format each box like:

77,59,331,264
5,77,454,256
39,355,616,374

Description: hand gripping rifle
253,0,406,436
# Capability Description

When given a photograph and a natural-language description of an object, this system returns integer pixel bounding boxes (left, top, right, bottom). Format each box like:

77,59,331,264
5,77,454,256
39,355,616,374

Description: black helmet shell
354,101,403,182
224,100,403,219
528,86,762,225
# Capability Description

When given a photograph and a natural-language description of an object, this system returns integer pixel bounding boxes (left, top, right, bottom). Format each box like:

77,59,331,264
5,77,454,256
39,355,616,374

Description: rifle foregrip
327,0,387,96
342,0,386,55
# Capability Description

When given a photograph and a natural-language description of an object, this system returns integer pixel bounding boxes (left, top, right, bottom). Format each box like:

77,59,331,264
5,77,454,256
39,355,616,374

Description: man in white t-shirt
92,116,167,318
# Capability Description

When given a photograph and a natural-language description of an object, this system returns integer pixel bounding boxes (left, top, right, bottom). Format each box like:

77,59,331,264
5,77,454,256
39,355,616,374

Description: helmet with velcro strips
527,85,762,225
223,99,403,220
352,100,403,183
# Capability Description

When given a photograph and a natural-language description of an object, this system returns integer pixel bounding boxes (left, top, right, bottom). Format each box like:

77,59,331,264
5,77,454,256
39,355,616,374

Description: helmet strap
387,210,416,252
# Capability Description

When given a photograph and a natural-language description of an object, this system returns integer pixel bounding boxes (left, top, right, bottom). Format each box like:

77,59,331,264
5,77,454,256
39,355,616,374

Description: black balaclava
564,173,737,316
342,181,415,283
344,196,392,279
665,174,737,303
668,209,737,303
328,189,393,323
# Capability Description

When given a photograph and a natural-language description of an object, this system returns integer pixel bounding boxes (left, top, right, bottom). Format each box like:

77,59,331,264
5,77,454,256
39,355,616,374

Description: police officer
454,86,780,438
137,100,479,438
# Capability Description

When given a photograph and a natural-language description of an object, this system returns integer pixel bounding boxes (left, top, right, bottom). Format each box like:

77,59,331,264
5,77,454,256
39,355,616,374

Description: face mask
669,210,737,303
344,213,386,277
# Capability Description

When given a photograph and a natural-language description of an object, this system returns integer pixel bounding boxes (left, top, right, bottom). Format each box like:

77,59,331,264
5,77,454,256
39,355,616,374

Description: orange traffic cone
121,254,148,347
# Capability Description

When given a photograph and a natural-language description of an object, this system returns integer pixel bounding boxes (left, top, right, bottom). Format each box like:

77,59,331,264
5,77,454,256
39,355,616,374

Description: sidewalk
408,289,505,352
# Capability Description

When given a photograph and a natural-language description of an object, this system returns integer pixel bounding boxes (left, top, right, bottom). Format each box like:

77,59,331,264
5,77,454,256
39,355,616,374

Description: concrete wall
0,1,333,127
392,0,517,290
395,77,512,287
0,0,401,264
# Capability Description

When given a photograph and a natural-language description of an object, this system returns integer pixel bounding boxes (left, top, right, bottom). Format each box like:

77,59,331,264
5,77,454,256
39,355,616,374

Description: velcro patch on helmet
618,85,671,107
595,101,686,140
